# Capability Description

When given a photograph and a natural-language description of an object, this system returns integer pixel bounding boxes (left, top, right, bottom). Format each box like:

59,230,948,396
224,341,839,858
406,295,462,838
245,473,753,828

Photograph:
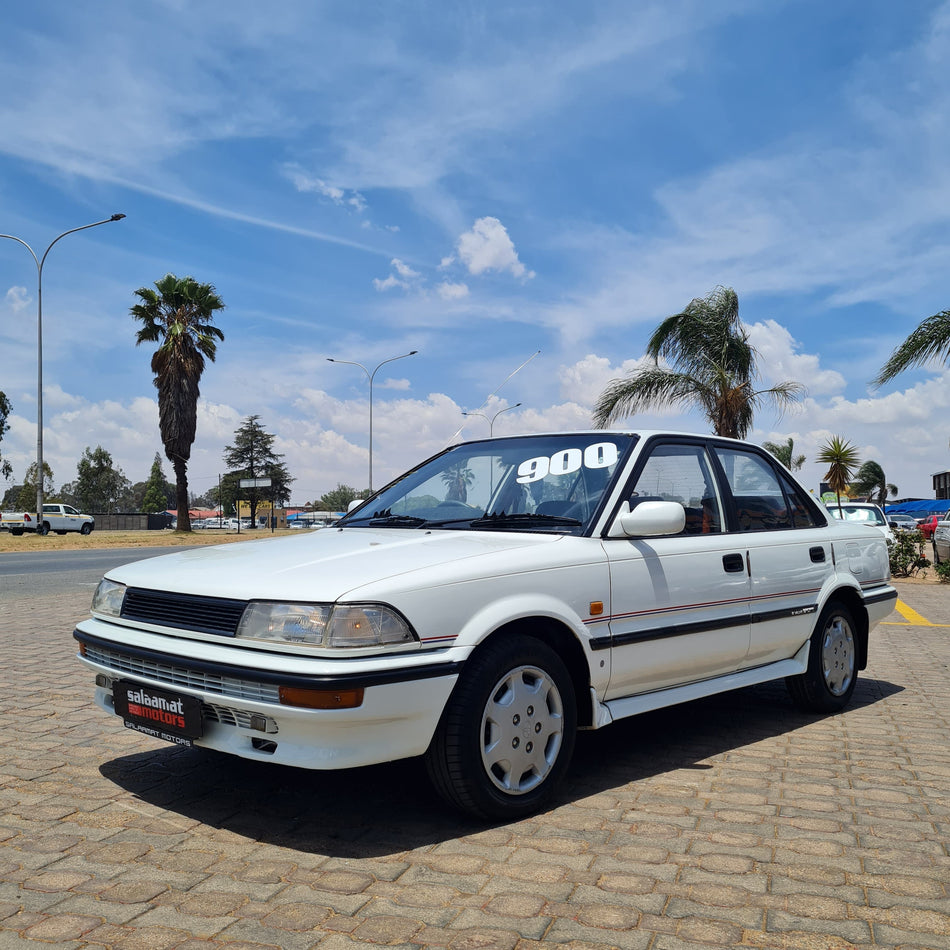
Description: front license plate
113,680,203,747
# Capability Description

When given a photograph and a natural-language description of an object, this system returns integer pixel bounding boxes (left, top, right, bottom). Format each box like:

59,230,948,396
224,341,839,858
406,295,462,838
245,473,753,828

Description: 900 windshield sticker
517,442,618,484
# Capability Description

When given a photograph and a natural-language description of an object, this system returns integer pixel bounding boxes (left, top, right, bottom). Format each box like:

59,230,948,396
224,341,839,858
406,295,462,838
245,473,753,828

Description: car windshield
828,504,886,527
340,433,635,534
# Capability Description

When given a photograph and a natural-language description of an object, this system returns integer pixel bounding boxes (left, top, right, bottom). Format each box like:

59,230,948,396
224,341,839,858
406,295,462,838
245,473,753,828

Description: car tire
425,635,577,820
38,522,50,536
80,524,93,535
785,600,858,713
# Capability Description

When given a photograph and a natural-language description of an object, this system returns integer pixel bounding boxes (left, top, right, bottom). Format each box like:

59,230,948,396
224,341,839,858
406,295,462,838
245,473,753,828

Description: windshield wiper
469,511,582,530
364,514,429,527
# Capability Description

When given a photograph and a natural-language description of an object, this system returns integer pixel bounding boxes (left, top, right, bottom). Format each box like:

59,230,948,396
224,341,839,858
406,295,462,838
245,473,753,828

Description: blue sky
2,0,950,504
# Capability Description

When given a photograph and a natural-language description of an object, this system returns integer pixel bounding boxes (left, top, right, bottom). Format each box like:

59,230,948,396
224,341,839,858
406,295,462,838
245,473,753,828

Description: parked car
932,519,950,564
916,513,943,540
824,501,895,544
75,431,896,819
887,512,920,533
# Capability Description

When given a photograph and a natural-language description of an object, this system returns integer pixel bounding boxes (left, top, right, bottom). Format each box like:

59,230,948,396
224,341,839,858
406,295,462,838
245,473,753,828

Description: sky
2,0,950,506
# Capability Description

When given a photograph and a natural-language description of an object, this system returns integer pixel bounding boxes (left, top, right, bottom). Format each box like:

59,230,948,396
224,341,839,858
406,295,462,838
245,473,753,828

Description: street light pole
1,214,126,532
327,349,417,493
462,403,522,436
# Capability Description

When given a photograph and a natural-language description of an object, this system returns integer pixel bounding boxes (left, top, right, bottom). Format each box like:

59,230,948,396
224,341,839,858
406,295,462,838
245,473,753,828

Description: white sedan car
75,431,896,819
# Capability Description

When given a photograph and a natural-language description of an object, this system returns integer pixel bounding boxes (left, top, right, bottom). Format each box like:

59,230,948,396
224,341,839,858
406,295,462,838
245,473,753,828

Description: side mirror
347,499,364,512
607,500,686,539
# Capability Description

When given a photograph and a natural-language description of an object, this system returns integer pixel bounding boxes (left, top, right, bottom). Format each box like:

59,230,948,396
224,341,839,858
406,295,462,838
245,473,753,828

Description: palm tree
762,436,805,471
816,436,860,511
851,460,897,508
132,274,225,531
874,309,950,386
441,463,475,503
593,286,805,438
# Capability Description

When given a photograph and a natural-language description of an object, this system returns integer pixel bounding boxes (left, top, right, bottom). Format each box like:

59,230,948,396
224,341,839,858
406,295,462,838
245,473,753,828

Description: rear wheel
38,522,50,536
786,600,858,712
426,636,577,820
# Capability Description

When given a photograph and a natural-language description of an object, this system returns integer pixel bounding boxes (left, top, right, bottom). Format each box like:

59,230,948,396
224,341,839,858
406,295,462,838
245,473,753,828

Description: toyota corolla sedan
75,431,896,819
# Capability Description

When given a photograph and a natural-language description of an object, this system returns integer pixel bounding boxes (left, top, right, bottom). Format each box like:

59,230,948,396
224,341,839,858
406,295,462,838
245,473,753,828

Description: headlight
237,602,415,649
91,578,126,617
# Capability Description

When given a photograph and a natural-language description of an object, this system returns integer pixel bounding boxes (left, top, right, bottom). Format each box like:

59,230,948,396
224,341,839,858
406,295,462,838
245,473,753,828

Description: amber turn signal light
278,686,364,709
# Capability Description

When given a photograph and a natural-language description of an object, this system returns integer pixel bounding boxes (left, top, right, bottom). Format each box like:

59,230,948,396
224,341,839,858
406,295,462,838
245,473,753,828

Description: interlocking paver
1,576,948,948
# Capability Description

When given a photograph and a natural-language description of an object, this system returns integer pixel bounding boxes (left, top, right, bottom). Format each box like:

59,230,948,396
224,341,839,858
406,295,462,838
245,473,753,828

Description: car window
828,505,886,526
628,443,723,534
713,446,800,532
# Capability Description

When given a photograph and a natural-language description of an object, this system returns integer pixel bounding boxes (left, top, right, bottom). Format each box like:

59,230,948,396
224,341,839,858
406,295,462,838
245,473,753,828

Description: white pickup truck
1,503,95,536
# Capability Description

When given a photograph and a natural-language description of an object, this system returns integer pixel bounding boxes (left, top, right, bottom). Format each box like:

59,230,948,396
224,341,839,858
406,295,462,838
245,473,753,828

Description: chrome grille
121,588,246,636
84,643,280,703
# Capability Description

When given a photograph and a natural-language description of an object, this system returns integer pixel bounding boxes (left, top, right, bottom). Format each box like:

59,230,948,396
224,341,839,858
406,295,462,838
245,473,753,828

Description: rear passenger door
711,445,833,666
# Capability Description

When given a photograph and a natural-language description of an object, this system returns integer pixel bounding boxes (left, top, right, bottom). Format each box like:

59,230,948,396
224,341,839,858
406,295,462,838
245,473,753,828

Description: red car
917,514,942,540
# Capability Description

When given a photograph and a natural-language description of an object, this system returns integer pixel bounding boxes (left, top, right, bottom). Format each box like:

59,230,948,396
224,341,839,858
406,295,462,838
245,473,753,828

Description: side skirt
592,640,810,728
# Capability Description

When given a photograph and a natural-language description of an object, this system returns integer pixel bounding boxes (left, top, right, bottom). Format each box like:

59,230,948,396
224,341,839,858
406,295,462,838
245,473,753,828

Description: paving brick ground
0,580,948,949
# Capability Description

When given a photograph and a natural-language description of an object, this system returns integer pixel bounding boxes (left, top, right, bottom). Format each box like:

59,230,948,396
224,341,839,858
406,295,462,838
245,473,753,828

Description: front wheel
786,601,858,712
425,636,577,820
80,523,93,535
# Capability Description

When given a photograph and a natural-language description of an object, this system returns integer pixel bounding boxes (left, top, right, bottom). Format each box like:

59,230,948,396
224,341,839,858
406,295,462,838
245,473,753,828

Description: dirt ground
0,527,299,554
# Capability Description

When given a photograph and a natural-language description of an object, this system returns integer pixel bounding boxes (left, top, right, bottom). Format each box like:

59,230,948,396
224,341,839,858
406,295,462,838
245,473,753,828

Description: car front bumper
74,620,461,770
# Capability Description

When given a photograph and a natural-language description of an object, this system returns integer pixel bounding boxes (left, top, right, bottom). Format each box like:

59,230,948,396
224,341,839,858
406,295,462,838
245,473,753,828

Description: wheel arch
464,616,595,727
820,586,869,670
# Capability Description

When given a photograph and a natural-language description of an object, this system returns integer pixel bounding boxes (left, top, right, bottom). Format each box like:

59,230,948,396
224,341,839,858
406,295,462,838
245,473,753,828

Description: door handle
722,553,744,573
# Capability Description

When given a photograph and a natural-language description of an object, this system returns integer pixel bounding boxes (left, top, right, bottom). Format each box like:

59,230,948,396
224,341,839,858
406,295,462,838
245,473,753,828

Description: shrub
887,531,930,578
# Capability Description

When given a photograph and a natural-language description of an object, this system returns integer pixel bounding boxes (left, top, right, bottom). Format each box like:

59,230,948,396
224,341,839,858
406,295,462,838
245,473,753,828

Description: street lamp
462,403,522,436
327,349,418,493
1,213,125,532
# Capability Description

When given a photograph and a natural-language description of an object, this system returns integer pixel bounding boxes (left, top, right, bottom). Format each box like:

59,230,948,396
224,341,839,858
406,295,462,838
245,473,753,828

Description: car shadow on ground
99,676,903,857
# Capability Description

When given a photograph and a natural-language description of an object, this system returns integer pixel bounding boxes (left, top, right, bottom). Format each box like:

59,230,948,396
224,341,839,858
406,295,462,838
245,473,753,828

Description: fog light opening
251,738,278,754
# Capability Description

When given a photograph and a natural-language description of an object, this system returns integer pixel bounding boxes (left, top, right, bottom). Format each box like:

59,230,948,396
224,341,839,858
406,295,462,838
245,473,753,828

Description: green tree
593,286,805,438
2,484,21,509
851,460,897,508
142,452,174,512
132,273,225,531
74,445,131,512
817,436,860,510
762,436,805,471
223,415,294,527
16,462,54,510
318,484,370,512
0,391,12,481
874,309,950,386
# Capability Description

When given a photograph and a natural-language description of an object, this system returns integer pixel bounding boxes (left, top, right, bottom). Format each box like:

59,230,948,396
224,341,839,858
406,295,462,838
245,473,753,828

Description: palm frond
874,310,950,386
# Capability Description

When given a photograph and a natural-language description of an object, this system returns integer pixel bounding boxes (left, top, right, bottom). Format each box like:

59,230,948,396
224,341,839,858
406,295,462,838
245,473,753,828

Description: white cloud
372,258,422,293
373,274,405,292
746,320,846,396
437,281,469,301
392,258,420,279
282,163,367,214
5,286,30,312
457,217,534,280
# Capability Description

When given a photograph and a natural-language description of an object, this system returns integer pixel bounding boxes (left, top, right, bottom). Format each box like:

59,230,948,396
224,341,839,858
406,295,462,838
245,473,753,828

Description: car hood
106,528,568,603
